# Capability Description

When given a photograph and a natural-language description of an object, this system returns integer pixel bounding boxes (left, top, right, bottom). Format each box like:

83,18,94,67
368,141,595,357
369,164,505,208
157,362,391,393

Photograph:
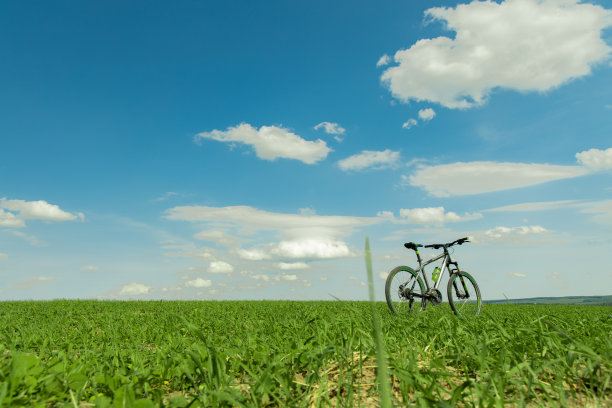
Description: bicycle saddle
404,242,423,251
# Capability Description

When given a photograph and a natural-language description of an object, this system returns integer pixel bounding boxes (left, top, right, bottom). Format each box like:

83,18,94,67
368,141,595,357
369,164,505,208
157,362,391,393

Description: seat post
414,248,422,265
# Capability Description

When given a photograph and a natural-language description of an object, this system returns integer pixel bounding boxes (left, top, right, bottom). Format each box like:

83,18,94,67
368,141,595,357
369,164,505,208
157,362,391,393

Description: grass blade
365,236,392,408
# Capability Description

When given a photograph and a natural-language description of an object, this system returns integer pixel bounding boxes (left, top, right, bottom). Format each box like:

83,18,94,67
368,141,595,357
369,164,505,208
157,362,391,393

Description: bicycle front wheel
385,266,426,314
447,271,482,317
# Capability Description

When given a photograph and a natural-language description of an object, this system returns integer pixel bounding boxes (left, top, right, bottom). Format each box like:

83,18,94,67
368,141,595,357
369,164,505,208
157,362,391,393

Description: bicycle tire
447,271,482,317
385,266,426,314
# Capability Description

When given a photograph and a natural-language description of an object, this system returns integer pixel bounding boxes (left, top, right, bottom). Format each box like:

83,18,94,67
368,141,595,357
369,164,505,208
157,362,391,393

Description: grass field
0,301,610,407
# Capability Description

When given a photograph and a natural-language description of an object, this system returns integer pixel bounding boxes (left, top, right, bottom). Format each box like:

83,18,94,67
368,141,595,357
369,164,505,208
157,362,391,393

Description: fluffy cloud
234,248,271,261
0,253,7,260
195,123,331,164
575,147,612,170
418,108,436,121
409,162,587,197
277,262,309,270
119,282,152,296
477,225,550,244
208,261,234,274
508,273,528,279
338,149,400,171
270,239,353,259
0,199,83,227
185,278,212,288
0,209,24,227
402,119,418,130
381,0,612,108
376,54,391,67
277,273,298,281
247,273,271,282
80,265,99,271
399,207,482,224
314,122,346,135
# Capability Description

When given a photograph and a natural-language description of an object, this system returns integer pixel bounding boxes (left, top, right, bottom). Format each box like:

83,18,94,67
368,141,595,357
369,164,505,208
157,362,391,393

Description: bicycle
385,237,482,317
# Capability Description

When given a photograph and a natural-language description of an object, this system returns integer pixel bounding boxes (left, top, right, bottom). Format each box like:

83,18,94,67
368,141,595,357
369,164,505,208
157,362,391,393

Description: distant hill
485,295,612,306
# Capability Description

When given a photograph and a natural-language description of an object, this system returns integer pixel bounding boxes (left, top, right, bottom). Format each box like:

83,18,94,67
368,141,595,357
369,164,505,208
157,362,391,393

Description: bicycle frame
414,248,459,292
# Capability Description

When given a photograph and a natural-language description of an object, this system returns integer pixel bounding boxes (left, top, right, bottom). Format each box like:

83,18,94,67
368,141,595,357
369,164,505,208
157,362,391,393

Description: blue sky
1,0,611,301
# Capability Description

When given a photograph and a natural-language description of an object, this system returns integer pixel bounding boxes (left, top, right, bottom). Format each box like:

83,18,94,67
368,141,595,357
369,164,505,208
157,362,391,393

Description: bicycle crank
426,289,443,306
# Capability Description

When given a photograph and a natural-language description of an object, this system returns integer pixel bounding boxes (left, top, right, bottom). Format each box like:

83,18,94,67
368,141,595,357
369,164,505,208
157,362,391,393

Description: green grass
0,301,610,407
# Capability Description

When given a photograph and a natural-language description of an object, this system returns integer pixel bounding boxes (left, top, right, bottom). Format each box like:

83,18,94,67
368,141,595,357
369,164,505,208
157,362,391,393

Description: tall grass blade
365,236,392,408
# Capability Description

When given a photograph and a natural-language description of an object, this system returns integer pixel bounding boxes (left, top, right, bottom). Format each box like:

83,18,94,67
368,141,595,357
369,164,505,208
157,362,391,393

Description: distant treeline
485,295,612,306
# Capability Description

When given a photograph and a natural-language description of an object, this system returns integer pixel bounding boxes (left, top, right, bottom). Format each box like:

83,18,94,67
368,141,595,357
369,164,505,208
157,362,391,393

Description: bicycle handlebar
424,237,469,249
404,237,470,252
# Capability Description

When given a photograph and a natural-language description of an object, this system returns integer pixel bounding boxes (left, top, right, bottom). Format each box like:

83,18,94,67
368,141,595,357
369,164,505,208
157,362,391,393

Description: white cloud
208,261,234,274
80,265,99,271
402,118,418,129
119,282,152,296
0,209,24,227
485,200,582,212
378,271,388,280
508,273,528,279
185,278,212,288
166,205,378,260
338,149,400,171
193,230,240,246
376,54,391,67
409,162,587,197
277,273,298,281
277,262,309,270
1,198,83,222
0,253,7,260
476,225,550,244
399,207,482,224
575,147,612,171
234,248,271,261
270,238,354,259
153,192,178,202
195,123,331,164
248,273,271,282
381,0,612,109
314,122,346,135
377,211,394,219
166,205,377,240
418,108,436,121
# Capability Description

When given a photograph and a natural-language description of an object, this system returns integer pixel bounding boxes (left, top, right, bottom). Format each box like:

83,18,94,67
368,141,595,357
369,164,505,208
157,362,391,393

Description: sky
1,0,611,301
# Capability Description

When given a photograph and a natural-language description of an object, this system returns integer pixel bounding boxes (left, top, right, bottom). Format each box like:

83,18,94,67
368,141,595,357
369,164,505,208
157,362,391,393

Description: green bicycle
385,237,482,317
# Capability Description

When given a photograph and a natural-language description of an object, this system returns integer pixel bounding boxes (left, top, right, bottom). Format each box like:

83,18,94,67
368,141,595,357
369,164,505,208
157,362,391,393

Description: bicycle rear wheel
447,271,482,317
385,266,426,314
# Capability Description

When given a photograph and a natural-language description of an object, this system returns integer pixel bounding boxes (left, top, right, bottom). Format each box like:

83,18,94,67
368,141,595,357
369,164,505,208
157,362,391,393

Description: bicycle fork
449,262,470,299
